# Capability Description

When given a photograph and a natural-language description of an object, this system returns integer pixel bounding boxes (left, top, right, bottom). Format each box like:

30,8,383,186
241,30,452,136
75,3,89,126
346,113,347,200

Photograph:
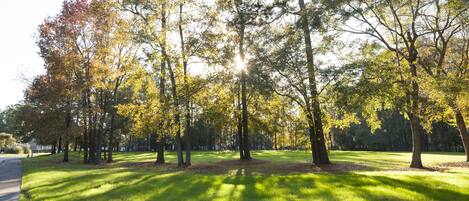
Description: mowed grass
20,151,469,201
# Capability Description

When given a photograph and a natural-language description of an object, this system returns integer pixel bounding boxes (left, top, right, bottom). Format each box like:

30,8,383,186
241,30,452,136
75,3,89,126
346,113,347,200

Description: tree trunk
83,126,88,163
63,140,69,162
238,19,251,160
108,113,115,163
241,68,251,160
63,108,71,162
237,82,244,159
58,136,62,153
155,3,170,165
298,0,330,165
163,5,184,167
89,112,97,164
73,137,78,152
156,135,165,164
408,61,423,168
179,3,191,166
51,143,56,154
167,59,184,167
184,105,191,166
453,107,469,162
108,78,120,163
156,59,166,164
408,112,423,168
274,132,277,150
308,122,319,163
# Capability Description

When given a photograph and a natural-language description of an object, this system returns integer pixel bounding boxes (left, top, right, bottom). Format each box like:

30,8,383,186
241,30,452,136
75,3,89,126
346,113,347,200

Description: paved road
0,157,22,201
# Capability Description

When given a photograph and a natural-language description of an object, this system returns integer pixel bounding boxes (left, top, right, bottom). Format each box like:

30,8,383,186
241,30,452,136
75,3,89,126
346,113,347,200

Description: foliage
0,133,16,149
4,145,23,154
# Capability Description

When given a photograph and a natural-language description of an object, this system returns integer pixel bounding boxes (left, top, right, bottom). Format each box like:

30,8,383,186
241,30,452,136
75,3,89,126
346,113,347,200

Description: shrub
0,133,16,149
22,144,31,154
4,145,23,154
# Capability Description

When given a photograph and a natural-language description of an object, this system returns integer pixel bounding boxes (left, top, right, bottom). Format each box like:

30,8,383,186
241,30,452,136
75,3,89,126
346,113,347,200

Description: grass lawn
20,151,469,201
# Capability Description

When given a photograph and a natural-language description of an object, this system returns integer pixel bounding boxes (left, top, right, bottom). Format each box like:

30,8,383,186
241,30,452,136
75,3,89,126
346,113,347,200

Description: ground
18,151,469,201
0,156,22,201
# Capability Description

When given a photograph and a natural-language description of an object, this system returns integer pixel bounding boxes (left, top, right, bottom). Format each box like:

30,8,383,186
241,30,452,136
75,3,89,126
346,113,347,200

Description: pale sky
0,0,63,110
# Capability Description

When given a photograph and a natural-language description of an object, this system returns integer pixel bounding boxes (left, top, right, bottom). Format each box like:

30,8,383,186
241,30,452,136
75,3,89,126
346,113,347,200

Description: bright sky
0,0,63,110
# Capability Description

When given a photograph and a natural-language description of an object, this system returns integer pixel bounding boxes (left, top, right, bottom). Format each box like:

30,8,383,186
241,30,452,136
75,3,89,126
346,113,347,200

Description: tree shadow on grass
24,167,469,201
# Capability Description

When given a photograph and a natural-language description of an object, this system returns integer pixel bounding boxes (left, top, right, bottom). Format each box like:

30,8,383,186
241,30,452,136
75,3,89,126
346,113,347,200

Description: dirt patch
393,166,449,172
195,160,369,174
118,160,370,174
275,162,371,173
186,164,226,172
436,161,469,168
121,161,176,168
216,159,268,166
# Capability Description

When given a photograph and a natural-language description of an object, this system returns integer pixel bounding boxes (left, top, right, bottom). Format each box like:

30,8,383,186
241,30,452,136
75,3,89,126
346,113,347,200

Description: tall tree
342,0,434,168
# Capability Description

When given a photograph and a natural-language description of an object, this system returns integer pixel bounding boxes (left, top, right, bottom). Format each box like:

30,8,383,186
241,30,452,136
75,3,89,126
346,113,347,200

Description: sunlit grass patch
20,151,469,201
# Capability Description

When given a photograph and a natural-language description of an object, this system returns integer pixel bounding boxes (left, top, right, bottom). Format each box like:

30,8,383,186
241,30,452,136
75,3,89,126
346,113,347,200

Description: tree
342,0,436,168
419,0,469,161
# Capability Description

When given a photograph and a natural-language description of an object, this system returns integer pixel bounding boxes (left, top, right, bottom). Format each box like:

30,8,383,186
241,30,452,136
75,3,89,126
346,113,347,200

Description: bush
0,133,16,149
4,145,23,154
22,144,31,154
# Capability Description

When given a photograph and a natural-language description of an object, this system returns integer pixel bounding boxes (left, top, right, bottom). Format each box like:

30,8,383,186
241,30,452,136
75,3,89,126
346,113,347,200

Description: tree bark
73,137,78,152
156,60,166,165
155,5,168,164
453,107,469,162
51,143,56,154
241,70,251,160
237,84,244,159
408,112,423,168
298,0,330,165
108,78,120,163
63,140,69,162
162,4,184,167
83,125,88,163
58,135,62,153
63,108,71,162
179,3,192,167
408,61,423,168
167,58,184,167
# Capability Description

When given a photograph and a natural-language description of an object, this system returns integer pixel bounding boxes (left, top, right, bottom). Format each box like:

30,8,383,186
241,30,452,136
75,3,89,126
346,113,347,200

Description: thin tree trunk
298,0,330,165
156,7,168,164
63,108,71,162
156,60,166,165
73,137,78,152
241,68,251,160
63,140,69,162
179,3,191,166
453,107,469,162
184,105,191,166
162,4,184,167
237,82,244,159
58,136,62,153
83,125,88,163
108,78,120,163
167,59,184,167
238,20,251,160
51,143,56,154
108,113,115,163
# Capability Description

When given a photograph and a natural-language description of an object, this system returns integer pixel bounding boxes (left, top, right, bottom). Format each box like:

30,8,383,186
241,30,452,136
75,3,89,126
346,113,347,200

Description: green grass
20,151,469,201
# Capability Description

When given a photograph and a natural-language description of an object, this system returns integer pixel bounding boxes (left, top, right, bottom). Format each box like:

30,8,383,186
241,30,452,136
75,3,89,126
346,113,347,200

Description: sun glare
234,54,246,72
